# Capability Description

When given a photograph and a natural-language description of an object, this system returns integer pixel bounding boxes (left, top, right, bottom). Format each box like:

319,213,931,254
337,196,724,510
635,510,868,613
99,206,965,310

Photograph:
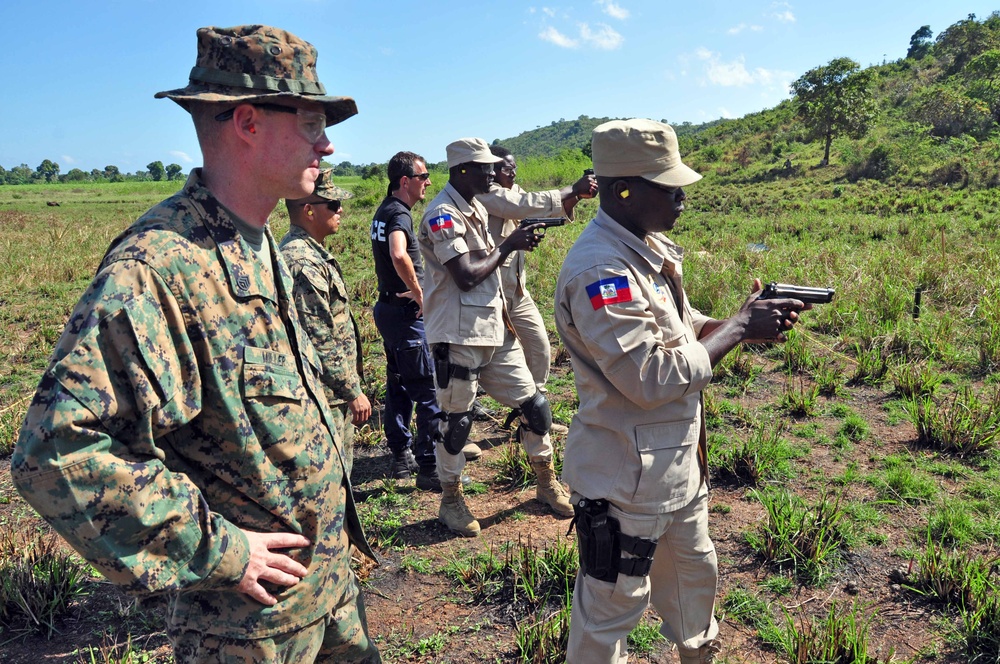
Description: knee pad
519,391,552,435
440,410,473,455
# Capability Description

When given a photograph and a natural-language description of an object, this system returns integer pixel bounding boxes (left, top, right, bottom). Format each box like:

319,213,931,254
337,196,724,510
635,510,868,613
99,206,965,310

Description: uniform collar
286,224,335,264
591,207,685,274
183,168,279,304
443,182,488,223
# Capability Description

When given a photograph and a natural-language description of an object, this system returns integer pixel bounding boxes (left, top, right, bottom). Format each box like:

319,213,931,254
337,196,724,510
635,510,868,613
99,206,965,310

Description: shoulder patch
428,214,454,233
586,275,633,310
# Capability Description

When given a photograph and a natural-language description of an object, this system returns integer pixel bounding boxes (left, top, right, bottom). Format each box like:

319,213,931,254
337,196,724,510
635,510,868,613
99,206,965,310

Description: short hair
490,145,511,161
387,151,426,195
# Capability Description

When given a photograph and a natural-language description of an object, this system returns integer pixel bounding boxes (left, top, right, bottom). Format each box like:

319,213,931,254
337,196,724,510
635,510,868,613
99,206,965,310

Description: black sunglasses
407,172,431,181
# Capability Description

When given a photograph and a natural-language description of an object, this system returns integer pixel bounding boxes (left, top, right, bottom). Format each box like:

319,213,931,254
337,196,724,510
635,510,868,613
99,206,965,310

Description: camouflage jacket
12,169,373,638
278,225,364,408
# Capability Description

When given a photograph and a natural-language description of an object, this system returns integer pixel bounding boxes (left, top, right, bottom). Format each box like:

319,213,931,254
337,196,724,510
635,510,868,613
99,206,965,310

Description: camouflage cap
155,25,357,126
287,168,353,204
312,168,353,201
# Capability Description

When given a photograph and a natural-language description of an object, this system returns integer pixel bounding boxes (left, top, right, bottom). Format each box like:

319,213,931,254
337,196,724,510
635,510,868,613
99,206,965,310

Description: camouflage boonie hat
155,25,357,126
287,168,353,204
312,168,353,201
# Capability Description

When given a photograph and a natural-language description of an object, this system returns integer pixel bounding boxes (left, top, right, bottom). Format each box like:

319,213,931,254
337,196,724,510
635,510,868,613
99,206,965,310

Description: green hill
493,12,1000,196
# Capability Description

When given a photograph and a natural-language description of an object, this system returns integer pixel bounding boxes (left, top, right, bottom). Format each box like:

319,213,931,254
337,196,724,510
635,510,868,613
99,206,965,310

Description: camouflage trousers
169,574,380,663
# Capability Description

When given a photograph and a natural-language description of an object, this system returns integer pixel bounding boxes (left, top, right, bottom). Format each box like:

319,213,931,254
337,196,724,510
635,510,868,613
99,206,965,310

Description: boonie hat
312,168,353,201
446,138,504,168
591,119,701,187
155,25,357,127
287,168,352,204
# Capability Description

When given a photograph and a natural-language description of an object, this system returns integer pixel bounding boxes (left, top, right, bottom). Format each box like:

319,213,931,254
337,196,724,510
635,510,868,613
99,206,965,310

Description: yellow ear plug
620,189,630,199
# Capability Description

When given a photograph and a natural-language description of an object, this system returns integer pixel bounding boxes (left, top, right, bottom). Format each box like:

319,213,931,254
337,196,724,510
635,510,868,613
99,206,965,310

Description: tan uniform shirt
477,182,562,306
555,209,714,514
418,182,504,346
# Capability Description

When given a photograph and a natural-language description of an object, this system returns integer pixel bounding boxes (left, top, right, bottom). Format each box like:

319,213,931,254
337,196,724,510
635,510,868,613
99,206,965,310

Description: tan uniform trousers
567,490,719,664
506,288,551,391
169,571,380,663
434,331,552,483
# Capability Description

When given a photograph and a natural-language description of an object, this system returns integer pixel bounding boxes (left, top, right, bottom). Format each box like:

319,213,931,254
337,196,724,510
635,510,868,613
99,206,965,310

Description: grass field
2,161,1000,662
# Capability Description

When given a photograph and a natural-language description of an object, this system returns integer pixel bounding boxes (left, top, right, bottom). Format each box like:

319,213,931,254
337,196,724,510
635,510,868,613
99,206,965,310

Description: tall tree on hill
907,25,933,60
791,57,877,166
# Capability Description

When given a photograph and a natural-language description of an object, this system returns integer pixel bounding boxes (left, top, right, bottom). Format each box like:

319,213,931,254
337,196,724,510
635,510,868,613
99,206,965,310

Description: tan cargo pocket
630,419,698,506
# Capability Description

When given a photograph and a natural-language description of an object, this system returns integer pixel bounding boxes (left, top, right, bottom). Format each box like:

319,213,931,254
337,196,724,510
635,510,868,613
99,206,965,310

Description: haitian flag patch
586,276,633,310
429,214,454,233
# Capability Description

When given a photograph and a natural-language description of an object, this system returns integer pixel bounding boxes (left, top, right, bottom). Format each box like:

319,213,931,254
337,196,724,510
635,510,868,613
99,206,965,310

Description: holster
569,498,659,583
433,344,451,389
432,343,481,390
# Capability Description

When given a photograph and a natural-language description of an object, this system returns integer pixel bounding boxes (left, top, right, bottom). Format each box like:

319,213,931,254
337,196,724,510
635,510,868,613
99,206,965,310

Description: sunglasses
407,172,431,181
293,199,342,212
215,103,328,144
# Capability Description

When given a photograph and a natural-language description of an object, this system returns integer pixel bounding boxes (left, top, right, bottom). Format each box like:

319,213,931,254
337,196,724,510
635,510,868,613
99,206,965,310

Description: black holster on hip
433,343,451,389
432,343,481,390
569,498,659,583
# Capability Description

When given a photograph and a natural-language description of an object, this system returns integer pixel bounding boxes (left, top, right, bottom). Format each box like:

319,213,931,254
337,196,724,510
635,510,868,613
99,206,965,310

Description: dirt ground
0,365,979,663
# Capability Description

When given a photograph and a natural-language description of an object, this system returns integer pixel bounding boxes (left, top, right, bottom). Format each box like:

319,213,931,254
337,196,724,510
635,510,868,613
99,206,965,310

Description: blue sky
2,1,995,175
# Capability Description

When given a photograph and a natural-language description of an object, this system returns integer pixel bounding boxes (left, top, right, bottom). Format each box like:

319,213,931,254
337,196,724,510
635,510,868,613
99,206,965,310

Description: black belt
378,291,406,304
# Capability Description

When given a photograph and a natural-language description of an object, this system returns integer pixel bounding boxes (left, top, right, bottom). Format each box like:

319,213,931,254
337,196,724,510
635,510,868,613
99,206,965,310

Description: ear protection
248,125,256,134
620,189,630,199
306,208,314,216
461,169,467,174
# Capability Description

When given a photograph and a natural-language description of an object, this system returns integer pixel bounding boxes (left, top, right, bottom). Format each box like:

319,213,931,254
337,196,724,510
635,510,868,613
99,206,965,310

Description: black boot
390,448,419,479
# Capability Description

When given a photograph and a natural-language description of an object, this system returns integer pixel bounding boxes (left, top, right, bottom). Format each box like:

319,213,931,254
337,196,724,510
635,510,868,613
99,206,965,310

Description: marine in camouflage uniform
280,170,369,476
12,25,380,664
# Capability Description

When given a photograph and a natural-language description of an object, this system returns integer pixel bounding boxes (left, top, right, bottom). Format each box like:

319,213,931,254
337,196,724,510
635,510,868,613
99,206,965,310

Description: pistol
584,168,595,176
520,217,568,229
759,282,836,304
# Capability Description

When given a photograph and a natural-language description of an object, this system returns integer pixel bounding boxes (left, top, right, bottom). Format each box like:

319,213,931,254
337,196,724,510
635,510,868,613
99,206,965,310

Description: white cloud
60,155,77,165
718,107,735,119
727,23,763,35
580,23,623,49
539,26,578,48
169,150,194,163
694,48,794,89
539,22,623,50
542,6,557,17
596,0,629,20
771,2,795,22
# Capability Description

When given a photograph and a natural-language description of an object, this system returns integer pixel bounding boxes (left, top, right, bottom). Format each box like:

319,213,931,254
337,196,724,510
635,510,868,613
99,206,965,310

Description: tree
165,163,183,181
790,57,877,166
6,164,33,185
36,159,60,182
63,168,88,182
963,49,1000,121
147,161,166,182
935,15,998,74
907,25,933,59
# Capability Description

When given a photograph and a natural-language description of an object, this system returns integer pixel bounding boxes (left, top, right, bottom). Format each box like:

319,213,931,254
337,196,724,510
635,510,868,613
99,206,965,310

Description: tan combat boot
678,640,722,664
439,482,480,537
462,441,482,460
530,460,574,517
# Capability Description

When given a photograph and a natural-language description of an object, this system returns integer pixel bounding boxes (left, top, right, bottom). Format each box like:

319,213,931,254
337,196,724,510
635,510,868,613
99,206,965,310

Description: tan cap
446,138,504,168
287,168,352,204
155,25,357,127
592,119,701,187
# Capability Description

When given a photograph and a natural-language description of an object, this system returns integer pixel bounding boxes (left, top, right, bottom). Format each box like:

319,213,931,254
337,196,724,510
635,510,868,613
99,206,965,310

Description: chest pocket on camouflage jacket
241,345,314,481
